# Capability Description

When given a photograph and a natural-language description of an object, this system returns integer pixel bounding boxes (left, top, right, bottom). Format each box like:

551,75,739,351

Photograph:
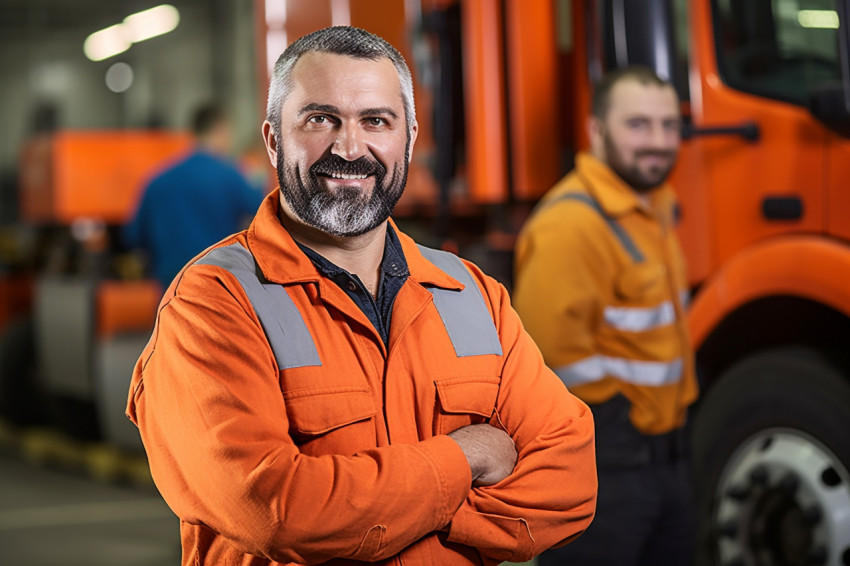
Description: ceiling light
797,10,840,29
83,4,180,62
124,5,180,43
84,24,131,62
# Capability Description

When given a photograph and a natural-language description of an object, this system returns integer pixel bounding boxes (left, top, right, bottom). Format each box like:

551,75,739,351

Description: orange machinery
257,1,850,563
1,131,190,447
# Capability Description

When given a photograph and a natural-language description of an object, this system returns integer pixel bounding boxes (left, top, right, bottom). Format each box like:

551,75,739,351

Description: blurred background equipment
2,1,850,565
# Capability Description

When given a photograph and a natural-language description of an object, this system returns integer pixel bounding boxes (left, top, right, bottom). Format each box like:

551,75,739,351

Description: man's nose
651,123,679,149
331,122,366,160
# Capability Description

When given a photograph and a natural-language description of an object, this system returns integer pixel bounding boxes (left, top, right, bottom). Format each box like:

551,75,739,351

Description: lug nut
750,465,769,486
808,546,827,565
718,520,738,538
779,473,799,494
726,484,750,501
803,506,822,525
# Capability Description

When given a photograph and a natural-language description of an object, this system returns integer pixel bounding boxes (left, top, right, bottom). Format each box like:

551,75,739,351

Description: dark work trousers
539,395,696,566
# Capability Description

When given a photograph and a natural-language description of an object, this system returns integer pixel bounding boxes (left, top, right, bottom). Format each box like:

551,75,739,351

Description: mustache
635,150,676,159
310,154,385,178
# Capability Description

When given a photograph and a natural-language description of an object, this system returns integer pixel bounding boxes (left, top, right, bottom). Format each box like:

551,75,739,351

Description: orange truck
257,0,850,563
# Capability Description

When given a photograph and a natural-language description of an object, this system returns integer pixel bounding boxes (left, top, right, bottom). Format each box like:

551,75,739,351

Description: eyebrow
296,103,399,120
297,103,340,117
359,107,399,119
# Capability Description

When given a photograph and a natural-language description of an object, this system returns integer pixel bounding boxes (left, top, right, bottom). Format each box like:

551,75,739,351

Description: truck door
690,0,835,271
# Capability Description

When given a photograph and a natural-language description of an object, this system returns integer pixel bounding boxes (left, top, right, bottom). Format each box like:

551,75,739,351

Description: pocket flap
615,263,665,300
435,377,500,416
285,387,377,435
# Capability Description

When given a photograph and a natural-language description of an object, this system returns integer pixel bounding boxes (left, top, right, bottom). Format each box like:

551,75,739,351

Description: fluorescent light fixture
83,4,180,62
124,5,180,43
265,0,287,26
84,24,131,61
331,0,350,27
797,10,839,29
266,29,288,74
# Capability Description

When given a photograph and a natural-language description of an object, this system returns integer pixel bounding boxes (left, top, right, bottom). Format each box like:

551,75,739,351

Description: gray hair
266,26,416,136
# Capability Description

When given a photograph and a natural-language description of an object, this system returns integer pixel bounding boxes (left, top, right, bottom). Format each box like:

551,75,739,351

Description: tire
691,349,850,566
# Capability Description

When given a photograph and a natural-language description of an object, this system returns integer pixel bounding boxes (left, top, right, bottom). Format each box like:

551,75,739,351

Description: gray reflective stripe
604,288,692,331
417,245,503,357
548,193,644,263
604,300,676,332
196,244,321,370
554,355,683,387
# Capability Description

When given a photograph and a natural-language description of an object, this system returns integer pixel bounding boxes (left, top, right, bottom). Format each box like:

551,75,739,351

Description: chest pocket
282,382,378,455
433,376,500,436
615,262,667,304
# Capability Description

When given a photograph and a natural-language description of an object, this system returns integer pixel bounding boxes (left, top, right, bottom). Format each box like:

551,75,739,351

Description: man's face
266,52,417,237
592,79,681,192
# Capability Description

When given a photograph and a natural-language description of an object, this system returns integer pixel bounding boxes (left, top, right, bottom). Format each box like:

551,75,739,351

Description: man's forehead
608,80,679,117
290,52,400,90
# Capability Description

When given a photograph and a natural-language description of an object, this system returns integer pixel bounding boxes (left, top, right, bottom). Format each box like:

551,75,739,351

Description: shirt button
347,281,357,292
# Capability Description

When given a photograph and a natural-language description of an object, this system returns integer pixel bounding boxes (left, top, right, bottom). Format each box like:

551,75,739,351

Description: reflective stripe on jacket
196,242,504,368
513,152,698,435
127,190,597,566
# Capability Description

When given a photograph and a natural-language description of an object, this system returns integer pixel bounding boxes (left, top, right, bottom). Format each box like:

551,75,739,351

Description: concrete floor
0,426,536,566
0,447,180,566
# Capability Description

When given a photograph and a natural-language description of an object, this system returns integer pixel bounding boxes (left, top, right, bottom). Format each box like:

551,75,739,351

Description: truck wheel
691,349,850,566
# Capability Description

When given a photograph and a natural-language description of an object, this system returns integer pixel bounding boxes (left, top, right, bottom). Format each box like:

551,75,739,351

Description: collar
574,152,675,219
295,223,410,280
246,189,463,290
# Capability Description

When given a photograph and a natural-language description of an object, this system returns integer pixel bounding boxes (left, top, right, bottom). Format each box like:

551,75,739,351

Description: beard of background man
276,128,411,237
603,128,678,194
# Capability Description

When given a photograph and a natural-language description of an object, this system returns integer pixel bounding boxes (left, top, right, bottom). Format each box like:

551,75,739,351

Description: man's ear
587,115,605,158
261,120,278,169
407,120,419,162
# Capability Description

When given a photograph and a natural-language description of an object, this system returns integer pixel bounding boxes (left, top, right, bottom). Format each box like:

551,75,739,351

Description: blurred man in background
124,103,264,290
514,66,698,566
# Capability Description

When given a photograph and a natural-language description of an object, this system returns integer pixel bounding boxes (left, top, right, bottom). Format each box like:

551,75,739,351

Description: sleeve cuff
417,435,472,528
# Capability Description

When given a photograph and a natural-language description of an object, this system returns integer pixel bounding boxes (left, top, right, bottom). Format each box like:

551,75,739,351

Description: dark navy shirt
296,224,409,346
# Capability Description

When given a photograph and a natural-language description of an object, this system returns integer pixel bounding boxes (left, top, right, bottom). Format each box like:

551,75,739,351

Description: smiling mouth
322,172,370,180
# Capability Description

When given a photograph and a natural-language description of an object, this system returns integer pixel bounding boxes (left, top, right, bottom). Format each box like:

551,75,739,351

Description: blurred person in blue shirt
124,104,265,290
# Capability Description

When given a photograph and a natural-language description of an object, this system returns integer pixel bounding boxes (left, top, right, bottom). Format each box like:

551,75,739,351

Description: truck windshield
713,0,841,104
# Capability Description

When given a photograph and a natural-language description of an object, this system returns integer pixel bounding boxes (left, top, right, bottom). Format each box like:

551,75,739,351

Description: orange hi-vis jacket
127,190,596,566
513,153,698,436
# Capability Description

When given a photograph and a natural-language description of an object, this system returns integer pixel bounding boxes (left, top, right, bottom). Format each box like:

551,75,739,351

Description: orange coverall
514,153,698,435
127,191,597,566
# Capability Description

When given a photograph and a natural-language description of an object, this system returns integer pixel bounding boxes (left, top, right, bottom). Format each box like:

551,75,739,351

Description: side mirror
807,82,850,137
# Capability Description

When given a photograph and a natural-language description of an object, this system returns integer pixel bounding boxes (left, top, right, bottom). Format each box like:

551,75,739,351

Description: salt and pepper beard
276,131,411,237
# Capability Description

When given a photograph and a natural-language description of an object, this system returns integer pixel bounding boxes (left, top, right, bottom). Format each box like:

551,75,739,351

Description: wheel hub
713,430,850,566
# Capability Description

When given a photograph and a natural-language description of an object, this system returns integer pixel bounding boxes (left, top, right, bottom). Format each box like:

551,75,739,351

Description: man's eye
309,116,327,124
368,117,386,126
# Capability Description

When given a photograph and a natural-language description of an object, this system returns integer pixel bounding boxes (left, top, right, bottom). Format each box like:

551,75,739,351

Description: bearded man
127,26,596,566
514,66,698,566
